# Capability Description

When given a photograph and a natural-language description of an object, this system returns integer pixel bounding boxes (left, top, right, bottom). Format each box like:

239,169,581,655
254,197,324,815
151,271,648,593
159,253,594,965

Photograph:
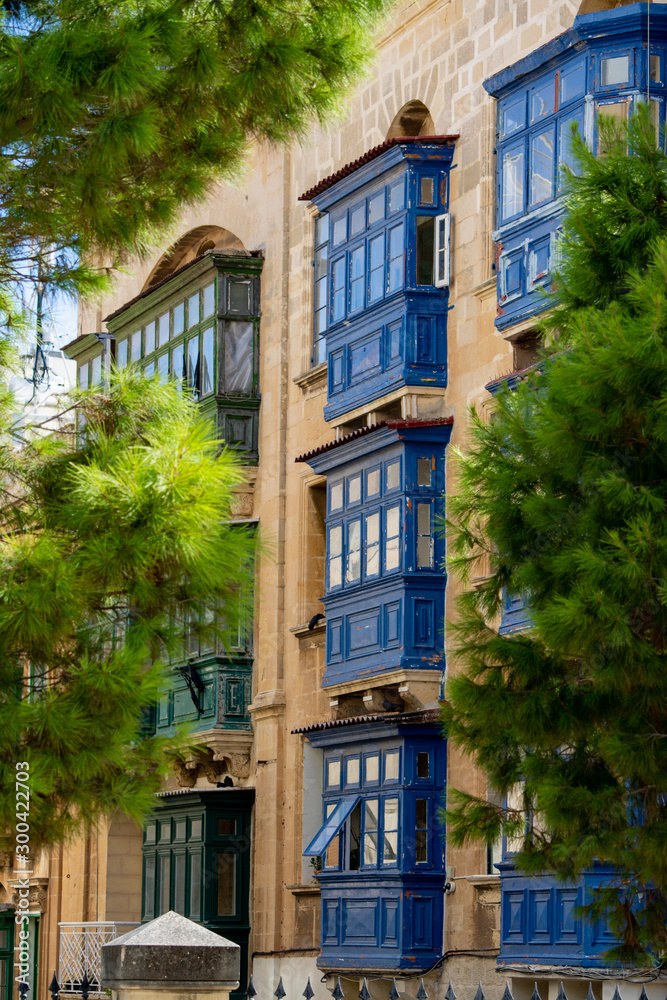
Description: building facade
2,5,666,1000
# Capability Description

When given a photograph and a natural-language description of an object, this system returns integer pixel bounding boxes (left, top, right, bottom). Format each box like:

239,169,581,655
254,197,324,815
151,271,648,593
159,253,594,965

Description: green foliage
0,369,256,848
444,104,667,966
0,0,396,304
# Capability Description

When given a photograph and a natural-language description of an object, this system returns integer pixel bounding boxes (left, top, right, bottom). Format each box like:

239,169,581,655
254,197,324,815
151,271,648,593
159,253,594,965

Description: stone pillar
101,910,240,1000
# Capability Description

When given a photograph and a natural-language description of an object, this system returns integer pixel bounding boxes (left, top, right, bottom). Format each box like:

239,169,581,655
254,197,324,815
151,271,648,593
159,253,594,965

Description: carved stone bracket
172,730,253,788
10,877,48,914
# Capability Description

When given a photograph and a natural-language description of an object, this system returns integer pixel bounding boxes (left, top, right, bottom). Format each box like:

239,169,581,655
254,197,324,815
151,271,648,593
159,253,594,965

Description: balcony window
300,719,446,972
107,252,262,458
497,57,587,224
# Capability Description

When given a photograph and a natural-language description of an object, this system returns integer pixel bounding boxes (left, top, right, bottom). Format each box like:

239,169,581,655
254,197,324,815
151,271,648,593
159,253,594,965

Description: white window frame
434,212,451,288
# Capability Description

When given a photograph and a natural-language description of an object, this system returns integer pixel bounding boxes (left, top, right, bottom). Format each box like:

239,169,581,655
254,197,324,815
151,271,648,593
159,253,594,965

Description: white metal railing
58,922,139,993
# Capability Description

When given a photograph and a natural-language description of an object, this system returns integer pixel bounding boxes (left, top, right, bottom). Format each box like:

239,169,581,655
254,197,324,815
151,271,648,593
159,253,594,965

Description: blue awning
303,796,360,857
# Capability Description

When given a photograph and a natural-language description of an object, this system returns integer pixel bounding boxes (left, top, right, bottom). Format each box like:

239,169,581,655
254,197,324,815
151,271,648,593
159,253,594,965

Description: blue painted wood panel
498,863,619,968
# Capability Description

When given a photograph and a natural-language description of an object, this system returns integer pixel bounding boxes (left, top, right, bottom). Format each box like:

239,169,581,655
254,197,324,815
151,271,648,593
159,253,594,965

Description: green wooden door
0,914,14,1000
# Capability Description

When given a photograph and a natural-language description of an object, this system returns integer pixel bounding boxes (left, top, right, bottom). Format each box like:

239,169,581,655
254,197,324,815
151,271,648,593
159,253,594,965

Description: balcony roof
298,135,458,202
295,417,453,464
292,708,440,735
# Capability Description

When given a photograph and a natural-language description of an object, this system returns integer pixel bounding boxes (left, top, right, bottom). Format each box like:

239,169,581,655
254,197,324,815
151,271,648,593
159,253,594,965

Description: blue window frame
497,58,587,224
314,213,329,364
349,244,365,312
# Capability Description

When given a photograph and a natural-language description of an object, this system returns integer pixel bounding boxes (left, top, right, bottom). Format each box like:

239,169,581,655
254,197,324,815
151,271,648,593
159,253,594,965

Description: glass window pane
417,751,430,778
332,258,346,321
189,852,201,918
531,80,553,122
172,343,184,388
350,246,365,312
187,335,200,396
501,95,525,137
315,245,328,281
217,852,236,916
229,280,250,313
502,146,524,220
417,458,431,487
367,469,380,496
330,525,342,557
383,830,398,865
316,213,329,246
389,223,404,292
159,854,170,913
559,113,583,182
386,506,400,538
327,759,341,787
389,179,404,213
560,62,585,103
144,855,155,916
329,556,342,589
602,55,629,87
144,361,154,378
348,474,361,504
384,798,399,830
416,798,427,828
417,502,431,534
366,511,380,577
530,129,554,206
369,235,384,303
651,54,661,83
417,535,432,568
365,755,379,783
368,191,384,225
218,819,236,835
420,176,435,204
91,354,101,386
416,216,435,284
350,204,365,234
332,216,347,246
158,353,169,383
363,799,379,866
174,854,185,914
202,327,214,395
188,293,199,328
386,461,400,491
346,519,361,583
324,803,339,868
131,330,141,361
330,483,343,511
116,341,127,370
173,303,184,338
366,511,380,545
145,321,156,355
224,321,254,393
203,283,215,318
346,757,360,785
385,751,399,781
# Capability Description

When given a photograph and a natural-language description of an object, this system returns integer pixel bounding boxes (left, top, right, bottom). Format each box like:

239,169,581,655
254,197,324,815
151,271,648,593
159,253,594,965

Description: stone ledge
293,361,327,389
290,621,326,640
286,883,321,896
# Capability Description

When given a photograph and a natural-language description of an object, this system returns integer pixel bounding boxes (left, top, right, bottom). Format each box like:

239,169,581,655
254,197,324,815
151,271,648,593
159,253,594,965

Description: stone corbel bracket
172,730,253,789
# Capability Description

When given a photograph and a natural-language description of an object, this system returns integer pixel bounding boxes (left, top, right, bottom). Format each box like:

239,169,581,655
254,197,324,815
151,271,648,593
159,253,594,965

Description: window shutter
434,213,450,287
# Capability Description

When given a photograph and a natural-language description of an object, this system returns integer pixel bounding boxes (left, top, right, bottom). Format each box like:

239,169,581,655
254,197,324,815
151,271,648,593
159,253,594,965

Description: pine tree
0,0,396,316
443,105,667,966
0,370,255,849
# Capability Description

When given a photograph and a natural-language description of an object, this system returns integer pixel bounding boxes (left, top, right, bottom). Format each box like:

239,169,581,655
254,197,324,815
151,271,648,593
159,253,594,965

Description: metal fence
246,976,649,1000
57,921,139,994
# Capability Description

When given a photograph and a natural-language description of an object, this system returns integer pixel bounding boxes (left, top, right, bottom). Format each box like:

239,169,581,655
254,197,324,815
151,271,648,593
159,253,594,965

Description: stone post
101,911,240,1000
